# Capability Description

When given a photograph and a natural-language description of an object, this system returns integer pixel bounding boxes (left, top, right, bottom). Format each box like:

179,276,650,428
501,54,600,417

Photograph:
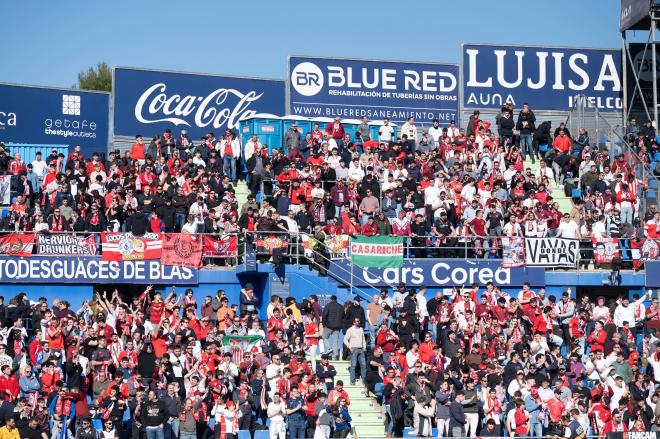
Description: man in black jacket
157,198,177,232
516,103,537,163
321,296,344,360
449,391,466,437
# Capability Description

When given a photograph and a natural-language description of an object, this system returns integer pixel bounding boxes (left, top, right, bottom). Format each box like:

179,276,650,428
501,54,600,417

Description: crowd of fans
1,103,658,266
0,281,654,439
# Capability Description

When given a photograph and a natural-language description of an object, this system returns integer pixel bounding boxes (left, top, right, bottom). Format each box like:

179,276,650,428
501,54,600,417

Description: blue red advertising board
462,44,622,111
0,83,110,157
288,56,460,126
0,256,198,284
112,67,285,139
333,259,545,288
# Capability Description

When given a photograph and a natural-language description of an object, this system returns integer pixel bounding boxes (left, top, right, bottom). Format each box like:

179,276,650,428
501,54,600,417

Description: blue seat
254,430,270,439
403,427,417,437
654,152,660,161
238,430,252,439
646,190,657,200
650,179,658,190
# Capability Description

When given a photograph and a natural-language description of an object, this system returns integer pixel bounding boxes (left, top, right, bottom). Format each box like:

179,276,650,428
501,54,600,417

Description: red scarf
55,397,72,416
89,212,99,226
50,215,64,231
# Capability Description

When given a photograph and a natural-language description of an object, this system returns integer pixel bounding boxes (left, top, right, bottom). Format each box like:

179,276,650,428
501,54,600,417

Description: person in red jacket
418,332,437,364
361,217,378,236
587,321,607,353
129,134,146,164
552,130,572,154
532,306,563,346
0,365,19,401
602,408,628,434
616,183,637,225
326,117,345,145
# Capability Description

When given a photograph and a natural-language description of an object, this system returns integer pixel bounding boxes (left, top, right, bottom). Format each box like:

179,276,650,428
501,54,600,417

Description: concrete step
355,426,386,436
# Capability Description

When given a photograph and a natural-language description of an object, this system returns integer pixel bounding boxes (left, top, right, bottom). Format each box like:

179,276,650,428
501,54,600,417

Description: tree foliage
76,62,112,92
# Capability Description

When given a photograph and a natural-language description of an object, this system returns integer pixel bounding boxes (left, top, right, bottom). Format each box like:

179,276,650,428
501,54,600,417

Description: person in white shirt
613,292,649,328
537,161,555,183
31,152,48,188
244,134,261,162
267,392,287,439
347,160,365,182
556,214,581,239
591,215,607,239
378,119,394,144
428,119,442,143
401,117,418,146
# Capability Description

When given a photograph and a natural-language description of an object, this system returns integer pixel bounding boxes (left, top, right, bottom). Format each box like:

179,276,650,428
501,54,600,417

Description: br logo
291,62,324,96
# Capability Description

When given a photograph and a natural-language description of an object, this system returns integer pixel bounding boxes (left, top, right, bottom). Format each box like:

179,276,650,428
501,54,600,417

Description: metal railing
568,94,660,211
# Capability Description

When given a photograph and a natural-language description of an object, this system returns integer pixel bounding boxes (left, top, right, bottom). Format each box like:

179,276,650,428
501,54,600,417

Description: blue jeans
180,433,197,439
165,418,179,439
288,422,306,439
146,427,165,439
176,213,186,232
224,156,237,181
520,134,533,160
349,347,367,384
530,422,543,437
620,206,633,225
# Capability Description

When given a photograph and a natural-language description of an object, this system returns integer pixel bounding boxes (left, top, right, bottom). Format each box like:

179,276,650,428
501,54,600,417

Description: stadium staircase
329,359,386,437
523,157,575,213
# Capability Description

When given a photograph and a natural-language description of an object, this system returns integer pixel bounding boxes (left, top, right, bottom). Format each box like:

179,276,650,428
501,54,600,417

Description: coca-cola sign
113,67,285,138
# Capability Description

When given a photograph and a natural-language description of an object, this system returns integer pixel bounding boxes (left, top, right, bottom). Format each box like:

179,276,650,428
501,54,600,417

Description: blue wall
0,262,648,314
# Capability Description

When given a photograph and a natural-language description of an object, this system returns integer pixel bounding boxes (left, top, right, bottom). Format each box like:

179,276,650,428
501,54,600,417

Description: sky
0,0,630,88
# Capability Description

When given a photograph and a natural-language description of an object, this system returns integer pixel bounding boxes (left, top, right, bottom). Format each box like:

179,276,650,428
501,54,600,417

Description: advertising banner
302,234,349,259
631,238,658,269
593,237,620,263
626,43,660,120
161,233,202,268
620,0,651,31
203,235,238,258
289,56,459,126
0,83,109,158
37,234,97,256
525,237,579,268
350,236,404,268
462,44,622,111
101,232,162,261
255,235,289,254
0,234,34,257
502,237,525,268
646,261,660,286
113,67,285,139
333,259,545,287
0,256,198,284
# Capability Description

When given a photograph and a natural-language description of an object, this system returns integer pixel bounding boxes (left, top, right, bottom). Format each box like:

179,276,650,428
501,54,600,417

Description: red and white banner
631,239,660,270
302,234,349,259
203,235,238,258
502,237,525,268
101,232,162,261
161,233,203,268
593,237,619,264
37,234,96,256
0,234,34,257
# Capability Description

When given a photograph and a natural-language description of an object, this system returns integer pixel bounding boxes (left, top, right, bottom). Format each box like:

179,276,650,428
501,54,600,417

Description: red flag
0,233,34,257
161,233,203,268
203,235,238,257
